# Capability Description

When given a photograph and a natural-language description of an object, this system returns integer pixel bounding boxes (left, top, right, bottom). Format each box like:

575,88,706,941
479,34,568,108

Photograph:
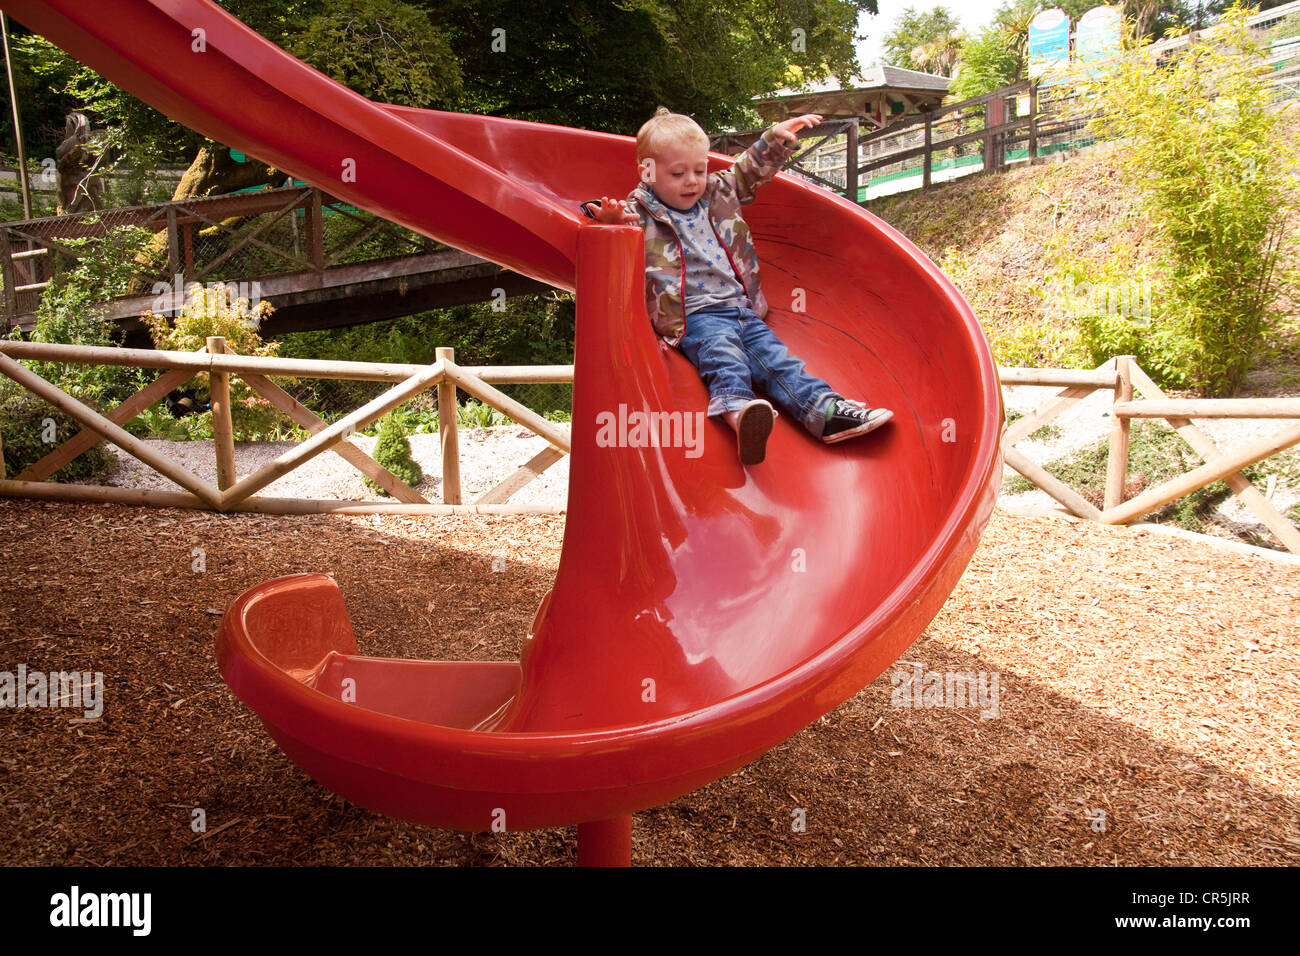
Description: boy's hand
771,113,823,144
587,196,639,224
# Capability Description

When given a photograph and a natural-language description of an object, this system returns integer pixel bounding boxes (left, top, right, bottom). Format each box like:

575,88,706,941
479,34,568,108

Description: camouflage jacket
628,127,795,346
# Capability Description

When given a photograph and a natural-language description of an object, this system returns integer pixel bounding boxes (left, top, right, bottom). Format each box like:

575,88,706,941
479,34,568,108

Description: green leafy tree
1066,5,1295,394
911,30,965,76
14,225,154,404
882,5,963,72
950,26,1022,101
432,0,874,132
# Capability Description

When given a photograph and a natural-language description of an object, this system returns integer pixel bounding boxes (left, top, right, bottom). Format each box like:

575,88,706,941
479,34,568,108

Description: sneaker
821,398,893,444
735,398,775,465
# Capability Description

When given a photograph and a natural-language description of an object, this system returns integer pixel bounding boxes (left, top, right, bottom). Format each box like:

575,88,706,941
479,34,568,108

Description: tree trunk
130,143,287,295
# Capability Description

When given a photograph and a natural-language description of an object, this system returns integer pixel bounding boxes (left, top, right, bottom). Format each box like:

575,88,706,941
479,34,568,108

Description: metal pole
2,13,32,220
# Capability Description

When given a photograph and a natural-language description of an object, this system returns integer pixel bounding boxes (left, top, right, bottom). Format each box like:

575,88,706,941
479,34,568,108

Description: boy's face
644,140,709,211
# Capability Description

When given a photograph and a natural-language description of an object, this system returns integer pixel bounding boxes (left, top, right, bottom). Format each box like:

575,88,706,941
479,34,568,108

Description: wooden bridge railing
0,339,570,515
0,184,436,327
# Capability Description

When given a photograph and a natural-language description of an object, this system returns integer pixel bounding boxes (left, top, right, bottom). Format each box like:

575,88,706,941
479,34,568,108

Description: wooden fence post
1104,354,1134,509
437,345,461,505
306,188,325,274
207,336,237,491
922,113,933,189
0,227,17,326
985,95,1007,171
1028,84,1039,163
845,118,859,202
166,206,180,278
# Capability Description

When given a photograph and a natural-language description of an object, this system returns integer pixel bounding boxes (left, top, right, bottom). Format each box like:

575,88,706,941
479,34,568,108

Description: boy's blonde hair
636,107,708,163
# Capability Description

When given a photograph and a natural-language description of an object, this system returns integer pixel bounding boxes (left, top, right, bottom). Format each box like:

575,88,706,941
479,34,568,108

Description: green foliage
285,0,463,108
277,293,575,416
0,377,111,482
457,399,509,429
365,412,423,496
1065,5,1297,395
436,0,872,132
950,26,1022,102
143,284,287,439
882,5,963,72
10,32,201,195
13,225,155,406
8,0,873,201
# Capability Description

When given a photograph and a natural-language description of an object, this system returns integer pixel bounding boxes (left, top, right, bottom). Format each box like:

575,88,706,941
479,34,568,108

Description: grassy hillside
865,106,1300,393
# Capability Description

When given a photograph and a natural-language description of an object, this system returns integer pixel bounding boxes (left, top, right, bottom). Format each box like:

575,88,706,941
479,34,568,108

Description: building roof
755,65,950,127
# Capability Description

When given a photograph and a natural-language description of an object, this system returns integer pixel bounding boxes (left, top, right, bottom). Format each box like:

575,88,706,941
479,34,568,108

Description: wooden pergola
712,66,951,201
754,64,950,129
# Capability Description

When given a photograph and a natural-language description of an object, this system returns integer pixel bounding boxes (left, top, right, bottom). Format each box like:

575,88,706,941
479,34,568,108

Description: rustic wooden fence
0,338,570,514
3,342,1297,552
1001,357,1300,555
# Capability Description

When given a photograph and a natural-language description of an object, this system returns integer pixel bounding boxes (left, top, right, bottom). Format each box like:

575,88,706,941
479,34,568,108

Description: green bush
144,283,287,440
0,377,112,482
13,224,156,406
1065,5,1297,395
364,412,422,496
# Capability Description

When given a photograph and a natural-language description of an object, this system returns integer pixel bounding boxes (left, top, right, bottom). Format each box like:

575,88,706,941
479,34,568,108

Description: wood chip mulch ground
1,499,1296,866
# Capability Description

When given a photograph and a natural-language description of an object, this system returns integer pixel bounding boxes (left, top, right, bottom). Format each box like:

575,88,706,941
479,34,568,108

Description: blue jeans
678,305,838,438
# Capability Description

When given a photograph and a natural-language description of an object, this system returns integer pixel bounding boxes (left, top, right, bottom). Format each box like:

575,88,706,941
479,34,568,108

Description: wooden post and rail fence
1001,357,1300,555
0,343,1297,554
0,338,571,515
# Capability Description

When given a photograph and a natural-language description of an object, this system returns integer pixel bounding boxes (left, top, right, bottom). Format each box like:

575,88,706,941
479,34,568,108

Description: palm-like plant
910,29,966,76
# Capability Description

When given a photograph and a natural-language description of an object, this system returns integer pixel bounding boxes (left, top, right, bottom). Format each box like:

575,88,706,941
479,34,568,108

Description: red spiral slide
2,0,1003,863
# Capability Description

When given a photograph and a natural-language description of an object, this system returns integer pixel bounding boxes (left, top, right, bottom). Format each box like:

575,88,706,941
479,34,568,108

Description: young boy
585,107,892,465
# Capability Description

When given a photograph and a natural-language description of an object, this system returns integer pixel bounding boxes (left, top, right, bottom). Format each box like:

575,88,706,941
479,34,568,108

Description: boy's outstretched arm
726,113,822,204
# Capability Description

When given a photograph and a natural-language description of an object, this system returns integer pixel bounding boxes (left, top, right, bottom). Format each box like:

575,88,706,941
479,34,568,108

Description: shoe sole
822,408,893,444
736,400,774,465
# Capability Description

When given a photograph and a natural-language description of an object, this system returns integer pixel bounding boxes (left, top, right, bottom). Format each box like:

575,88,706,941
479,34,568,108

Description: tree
7,0,875,200
947,0,1036,101
910,30,964,76
882,5,963,73
429,0,875,133
949,27,1021,101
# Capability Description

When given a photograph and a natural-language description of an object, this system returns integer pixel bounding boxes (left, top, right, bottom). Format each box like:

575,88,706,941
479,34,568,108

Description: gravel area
103,425,571,507
98,397,1297,548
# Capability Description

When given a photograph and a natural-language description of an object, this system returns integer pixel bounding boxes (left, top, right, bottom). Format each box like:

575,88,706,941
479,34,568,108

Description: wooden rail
3,341,1296,548
0,340,572,515
1000,358,1300,554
